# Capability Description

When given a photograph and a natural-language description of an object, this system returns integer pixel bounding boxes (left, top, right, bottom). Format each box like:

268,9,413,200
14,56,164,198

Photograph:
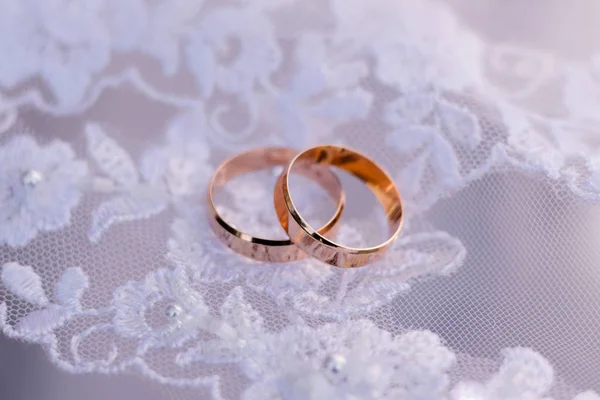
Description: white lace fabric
0,0,599,399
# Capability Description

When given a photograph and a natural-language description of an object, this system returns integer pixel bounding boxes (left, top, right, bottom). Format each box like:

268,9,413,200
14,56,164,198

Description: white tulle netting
1,0,600,399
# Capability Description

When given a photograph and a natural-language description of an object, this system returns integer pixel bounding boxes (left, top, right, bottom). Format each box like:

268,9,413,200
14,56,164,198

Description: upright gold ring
207,147,345,262
274,145,403,268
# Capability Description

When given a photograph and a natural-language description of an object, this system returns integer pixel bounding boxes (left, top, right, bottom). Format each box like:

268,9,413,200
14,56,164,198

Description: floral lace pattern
84,110,212,242
483,45,600,202
1,262,88,339
241,321,455,400
0,0,599,398
1,261,598,399
0,135,88,246
0,0,110,107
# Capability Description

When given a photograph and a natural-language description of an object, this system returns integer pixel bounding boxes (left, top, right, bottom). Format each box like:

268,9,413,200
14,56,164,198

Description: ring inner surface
212,148,344,241
290,146,402,244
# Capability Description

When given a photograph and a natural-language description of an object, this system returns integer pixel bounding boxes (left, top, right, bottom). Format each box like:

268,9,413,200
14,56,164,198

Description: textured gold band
207,147,345,262
274,145,403,268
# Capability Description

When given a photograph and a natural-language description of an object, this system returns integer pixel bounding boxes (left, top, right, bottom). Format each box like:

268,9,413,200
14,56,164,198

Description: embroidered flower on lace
540,59,600,198
331,0,483,92
383,91,507,212
452,347,554,400
140,110,212,198
1,262,88,339
0,0,110,106
85,110,212,241
240,320,455,400
451,347,600,400
386,95,475,207
267,32,372,148
108,0,205,75
186,6,281,98
484,45,600,200
0,135,88,247
175,286,265,365
113,267,211,348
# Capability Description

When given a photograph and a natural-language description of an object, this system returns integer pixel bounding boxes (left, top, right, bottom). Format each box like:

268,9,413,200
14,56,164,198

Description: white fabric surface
0,0,599,399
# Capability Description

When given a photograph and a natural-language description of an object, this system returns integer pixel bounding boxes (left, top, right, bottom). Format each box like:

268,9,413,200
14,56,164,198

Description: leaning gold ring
274,145,403,268
207,147,345,262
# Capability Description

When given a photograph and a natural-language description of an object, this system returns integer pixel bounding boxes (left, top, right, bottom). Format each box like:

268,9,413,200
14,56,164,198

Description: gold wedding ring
274,145,403,268
207,147,345,262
